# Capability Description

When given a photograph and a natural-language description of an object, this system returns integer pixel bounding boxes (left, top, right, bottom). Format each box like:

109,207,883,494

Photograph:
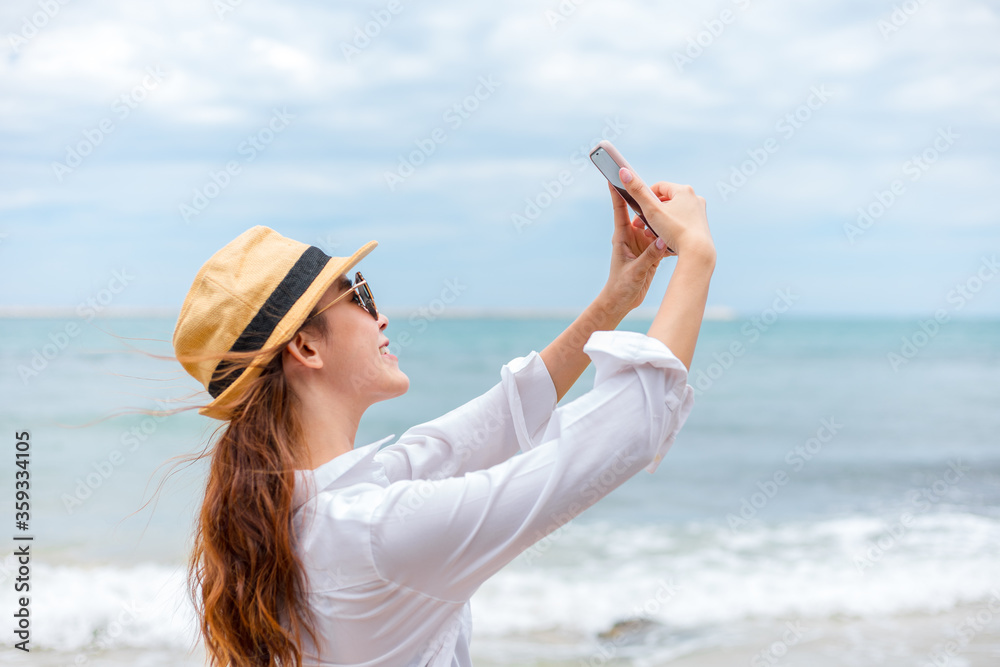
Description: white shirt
290,329,695,666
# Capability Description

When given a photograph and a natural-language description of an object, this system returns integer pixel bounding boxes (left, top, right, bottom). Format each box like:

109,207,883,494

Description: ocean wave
472,512,1000,637
2,512,998,651
0,560,196,653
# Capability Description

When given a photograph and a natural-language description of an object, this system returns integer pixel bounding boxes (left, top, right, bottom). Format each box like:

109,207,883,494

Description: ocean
1,314,998,666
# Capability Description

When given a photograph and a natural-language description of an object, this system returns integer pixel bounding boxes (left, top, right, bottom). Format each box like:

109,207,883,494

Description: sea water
1,315,998,665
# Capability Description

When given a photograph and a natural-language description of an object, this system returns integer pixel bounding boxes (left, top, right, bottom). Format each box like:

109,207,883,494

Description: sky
1,0,998,318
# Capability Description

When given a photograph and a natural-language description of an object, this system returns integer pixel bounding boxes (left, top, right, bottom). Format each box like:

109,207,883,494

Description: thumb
637,236,666,269
618,167,661,217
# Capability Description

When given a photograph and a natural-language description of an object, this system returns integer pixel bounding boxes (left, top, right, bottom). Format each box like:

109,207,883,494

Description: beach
1,315,998,664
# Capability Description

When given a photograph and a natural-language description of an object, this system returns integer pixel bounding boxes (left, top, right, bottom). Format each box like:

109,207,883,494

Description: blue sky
1,0,998,317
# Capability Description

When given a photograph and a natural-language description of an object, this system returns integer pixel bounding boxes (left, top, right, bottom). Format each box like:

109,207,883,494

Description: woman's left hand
601,181,673,313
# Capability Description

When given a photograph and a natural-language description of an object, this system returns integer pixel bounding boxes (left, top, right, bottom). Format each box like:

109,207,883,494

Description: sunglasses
311,271,379,321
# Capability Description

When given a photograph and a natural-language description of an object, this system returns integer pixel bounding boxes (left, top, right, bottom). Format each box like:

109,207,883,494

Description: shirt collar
292,434,396,512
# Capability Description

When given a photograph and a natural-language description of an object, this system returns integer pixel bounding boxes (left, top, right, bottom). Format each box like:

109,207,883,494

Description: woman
171,166,715,666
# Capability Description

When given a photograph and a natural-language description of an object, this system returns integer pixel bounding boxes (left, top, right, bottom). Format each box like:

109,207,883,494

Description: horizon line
0,305,998,321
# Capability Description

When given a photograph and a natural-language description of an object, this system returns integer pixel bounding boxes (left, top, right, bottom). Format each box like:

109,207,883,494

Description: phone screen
590,147,656,236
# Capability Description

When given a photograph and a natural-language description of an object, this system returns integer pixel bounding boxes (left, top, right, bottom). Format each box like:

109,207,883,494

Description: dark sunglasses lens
360,284,377,319
354,273,377,319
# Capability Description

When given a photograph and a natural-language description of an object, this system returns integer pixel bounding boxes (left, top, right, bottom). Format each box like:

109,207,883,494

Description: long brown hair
179,306,328,667
98,305,332,666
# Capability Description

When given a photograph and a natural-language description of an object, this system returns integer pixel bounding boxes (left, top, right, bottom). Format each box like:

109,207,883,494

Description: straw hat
172,225,377,420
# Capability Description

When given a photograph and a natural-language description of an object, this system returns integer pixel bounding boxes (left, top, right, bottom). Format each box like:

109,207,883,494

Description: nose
378,312,388,330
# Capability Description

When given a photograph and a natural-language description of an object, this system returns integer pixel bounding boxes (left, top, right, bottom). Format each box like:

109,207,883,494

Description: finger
620,207,649,257
609,181,630,236
632,218,655,238
629,211,658,238
637,235,667,270
618,167,665,217
649,181,687,201
632,218,656,239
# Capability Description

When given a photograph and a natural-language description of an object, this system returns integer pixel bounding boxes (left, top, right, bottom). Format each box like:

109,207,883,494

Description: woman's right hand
619,167,715,259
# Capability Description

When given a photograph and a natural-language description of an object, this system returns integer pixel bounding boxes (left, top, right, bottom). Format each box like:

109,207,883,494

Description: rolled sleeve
581,330,695,473
375,350,559,483
501,349,560,454
369,329,695,603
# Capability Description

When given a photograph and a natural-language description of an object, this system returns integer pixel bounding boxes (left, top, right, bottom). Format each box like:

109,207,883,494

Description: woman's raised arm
616,167,716,370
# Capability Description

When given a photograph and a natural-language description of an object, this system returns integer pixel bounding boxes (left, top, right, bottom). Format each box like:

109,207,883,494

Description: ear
284,329,325,370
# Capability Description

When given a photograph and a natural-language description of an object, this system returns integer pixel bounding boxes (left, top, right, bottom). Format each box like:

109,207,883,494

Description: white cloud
0,0,997,312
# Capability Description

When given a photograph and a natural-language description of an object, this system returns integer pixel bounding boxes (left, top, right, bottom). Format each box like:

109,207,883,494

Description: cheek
342,342,380,382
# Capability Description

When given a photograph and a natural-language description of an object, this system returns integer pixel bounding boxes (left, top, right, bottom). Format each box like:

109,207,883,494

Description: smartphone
589,140,674,253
